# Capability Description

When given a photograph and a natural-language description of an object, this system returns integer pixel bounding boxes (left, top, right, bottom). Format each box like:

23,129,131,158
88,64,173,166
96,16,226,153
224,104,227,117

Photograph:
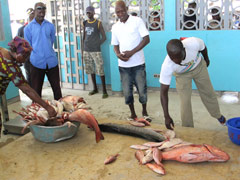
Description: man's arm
18,83,57,117
200,46,210,67
50,24,56,45
113,45,129,61
160,83,174,130
24,26,31,45
99,22,106,45
123,35,150,59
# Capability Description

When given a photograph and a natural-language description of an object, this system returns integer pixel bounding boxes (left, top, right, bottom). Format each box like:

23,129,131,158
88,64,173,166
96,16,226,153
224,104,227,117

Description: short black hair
167,39,184,56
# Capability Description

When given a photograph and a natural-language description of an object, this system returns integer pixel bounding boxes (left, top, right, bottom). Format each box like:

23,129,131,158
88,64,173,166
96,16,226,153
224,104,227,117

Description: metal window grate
176,0,240,30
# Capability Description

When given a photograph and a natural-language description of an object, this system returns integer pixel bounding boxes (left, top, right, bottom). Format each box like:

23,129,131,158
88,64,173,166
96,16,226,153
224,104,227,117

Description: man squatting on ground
83,6,108,99
160,37,226,130
0,37,57,133
111,0,152,121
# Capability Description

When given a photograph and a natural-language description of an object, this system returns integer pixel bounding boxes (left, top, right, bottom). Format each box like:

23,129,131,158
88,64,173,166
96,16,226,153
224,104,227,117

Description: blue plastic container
226,117,240,145
29,121,80,143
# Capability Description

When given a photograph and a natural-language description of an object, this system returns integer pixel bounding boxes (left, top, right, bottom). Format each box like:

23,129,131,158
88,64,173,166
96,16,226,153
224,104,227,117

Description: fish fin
95,131,104,143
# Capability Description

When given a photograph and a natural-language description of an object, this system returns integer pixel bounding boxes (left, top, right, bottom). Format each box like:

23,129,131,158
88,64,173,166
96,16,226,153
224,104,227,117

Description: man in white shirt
111,0,151,121
160,37,225,129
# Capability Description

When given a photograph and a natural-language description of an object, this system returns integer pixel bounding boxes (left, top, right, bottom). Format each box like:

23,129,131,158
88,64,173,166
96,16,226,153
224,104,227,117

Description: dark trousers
30,64,62,100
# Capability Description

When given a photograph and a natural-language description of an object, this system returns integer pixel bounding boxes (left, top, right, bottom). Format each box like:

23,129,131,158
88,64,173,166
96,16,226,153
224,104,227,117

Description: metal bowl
29,121,80,143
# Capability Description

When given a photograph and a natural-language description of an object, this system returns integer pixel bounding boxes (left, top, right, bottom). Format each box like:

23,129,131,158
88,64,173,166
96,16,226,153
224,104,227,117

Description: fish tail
95,129,104,143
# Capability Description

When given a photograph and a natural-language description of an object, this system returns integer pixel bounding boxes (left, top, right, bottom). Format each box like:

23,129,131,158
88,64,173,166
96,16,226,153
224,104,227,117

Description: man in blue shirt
24,2,62,100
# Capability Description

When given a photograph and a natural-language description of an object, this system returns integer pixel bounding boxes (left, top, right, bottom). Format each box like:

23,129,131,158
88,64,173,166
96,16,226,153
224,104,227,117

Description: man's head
152,11,160,22
86,6,95,19
34,2,46,23
211,7,221,21
188,2,196,15
115,0,129,23
26,8,35,22
167,39,186,65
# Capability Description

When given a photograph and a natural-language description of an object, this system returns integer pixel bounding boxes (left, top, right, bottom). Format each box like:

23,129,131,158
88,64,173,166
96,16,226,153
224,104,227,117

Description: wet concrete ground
0,118,239,180
0,88,240,179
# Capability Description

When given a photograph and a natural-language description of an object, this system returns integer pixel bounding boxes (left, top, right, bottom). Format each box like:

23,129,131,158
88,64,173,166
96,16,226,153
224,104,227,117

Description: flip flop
143,116,152,122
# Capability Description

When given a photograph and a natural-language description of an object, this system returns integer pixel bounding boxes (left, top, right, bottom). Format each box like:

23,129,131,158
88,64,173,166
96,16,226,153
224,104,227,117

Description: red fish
162,144,230,163
60,95,85,105
135,150,145,164
152,147,163,166
65,109,104,143
129,121,145,127
146,163,165,175
104,154,119,165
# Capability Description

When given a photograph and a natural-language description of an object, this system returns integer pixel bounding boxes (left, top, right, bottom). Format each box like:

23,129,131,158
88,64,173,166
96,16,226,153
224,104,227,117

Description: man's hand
165,116,174,130
116,53,129,61
204,59,210,67
46,105,57,118
122,50,133,59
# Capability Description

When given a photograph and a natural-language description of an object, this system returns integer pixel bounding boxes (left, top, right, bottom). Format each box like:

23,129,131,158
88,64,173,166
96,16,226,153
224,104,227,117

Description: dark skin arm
123,35,150,59
114,45,129,61
18,83,57,117
114,35,150,62
200,46,210,67
160,83,174,130
99,22,106,45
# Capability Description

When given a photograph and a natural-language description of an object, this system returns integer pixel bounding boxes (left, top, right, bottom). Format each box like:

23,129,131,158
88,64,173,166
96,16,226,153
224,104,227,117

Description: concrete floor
0,88,240,179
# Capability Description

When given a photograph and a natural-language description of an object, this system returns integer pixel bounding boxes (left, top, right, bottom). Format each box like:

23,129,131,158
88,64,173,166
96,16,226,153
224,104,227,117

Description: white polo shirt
160,37,205,85
111,15,149,67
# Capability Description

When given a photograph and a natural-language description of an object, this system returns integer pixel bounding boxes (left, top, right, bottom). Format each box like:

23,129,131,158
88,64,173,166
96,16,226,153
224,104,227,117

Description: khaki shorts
83,51,105,76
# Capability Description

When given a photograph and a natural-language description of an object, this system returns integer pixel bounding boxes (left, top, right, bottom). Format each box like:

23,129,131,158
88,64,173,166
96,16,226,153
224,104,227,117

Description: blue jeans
119,64,147,105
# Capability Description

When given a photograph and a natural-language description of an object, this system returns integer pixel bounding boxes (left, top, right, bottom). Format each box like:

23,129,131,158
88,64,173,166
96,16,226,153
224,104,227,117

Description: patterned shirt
0,52,27,95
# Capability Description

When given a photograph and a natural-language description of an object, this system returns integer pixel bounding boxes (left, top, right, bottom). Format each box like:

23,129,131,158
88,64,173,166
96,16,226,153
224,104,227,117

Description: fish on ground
162,144,230,163
99,123,166,142
146,163,165,175
104,154,119,165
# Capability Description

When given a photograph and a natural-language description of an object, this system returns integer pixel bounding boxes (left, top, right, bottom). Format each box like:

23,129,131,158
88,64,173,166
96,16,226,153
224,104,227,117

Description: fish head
204,144,230,162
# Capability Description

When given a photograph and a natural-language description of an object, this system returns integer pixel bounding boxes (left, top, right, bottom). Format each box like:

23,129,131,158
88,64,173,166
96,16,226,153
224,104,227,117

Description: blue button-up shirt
24,18,58,69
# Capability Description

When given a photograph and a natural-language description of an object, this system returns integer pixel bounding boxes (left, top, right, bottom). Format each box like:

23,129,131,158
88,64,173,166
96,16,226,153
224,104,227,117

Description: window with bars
90,0,165,31
176,0,240,30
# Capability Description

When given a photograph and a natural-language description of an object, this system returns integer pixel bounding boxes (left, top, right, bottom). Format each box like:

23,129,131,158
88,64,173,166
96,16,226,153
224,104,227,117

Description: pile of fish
14,95,104,143
130,130,230,175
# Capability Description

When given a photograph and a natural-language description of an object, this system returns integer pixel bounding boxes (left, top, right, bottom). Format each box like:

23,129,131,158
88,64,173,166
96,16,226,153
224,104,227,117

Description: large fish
99,123,166,142
64,109,104,143
162,144,230,163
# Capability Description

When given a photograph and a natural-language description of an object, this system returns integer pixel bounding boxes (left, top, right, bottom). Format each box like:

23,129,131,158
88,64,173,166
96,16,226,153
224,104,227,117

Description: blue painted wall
0,0,19,100
106,0,240,92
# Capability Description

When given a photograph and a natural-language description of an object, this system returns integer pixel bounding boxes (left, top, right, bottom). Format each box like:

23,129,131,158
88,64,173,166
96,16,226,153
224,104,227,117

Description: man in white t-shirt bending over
111,0,151,122
160,37,226,130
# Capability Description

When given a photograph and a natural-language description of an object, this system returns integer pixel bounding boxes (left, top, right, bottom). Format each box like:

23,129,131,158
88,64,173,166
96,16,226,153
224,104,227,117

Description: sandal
89,90,98,95
102,93,108,99
127,117,138,121
143,116,152,122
